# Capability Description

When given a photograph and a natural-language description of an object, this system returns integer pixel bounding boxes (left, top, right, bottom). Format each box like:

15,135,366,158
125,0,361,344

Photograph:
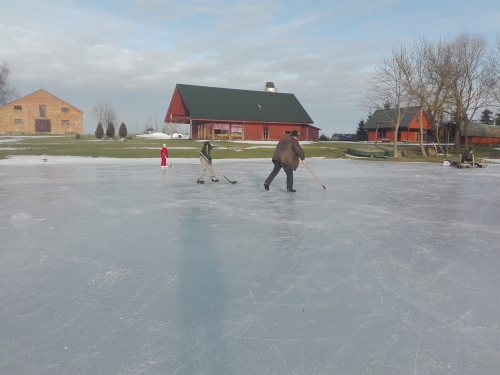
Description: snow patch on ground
136,133,188,139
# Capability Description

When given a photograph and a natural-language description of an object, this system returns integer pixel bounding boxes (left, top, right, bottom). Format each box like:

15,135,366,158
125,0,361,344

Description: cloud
1,0,499,135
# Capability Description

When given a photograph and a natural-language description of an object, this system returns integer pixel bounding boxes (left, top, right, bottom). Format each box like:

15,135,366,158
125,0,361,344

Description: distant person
461,148,486,168
264,130,306,192
160,144,168,168
198,139,219,183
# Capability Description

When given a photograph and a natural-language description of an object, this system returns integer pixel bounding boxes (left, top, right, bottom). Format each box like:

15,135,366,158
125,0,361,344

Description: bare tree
493,34,500,109
443,33,497,153
0,61,20,106
360,43,415,158
91,102,118,129
398,37,455,156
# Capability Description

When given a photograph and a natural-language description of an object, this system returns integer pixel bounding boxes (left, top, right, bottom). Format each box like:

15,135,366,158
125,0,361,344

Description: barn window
61,107,69,112
62,120,70,125
39,105,46,117
231,124,243,139
14,118,23,124
214,123,230,139
14,105,22,110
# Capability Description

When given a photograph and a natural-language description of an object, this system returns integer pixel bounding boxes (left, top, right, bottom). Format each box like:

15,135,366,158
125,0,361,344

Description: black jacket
200,141,213,162
462,150,473,162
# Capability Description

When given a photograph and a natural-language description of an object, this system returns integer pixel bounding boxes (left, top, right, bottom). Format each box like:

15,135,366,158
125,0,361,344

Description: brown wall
0,90,83,135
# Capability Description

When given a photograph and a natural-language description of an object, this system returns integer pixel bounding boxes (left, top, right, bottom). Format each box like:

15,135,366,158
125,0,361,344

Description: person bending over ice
461,148,486,168
264,130,306,192
198,139,219,183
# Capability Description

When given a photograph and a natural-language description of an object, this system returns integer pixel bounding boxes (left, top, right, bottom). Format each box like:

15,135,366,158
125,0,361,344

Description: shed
164,83,319,141
364,106,432,142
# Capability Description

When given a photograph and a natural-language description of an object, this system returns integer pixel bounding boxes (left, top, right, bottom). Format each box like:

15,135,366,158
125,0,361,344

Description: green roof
460,123,500,138
177,84,313,124
364,106,421,129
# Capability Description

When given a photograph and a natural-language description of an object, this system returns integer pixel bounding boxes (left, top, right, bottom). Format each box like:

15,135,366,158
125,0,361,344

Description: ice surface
1,157,500,374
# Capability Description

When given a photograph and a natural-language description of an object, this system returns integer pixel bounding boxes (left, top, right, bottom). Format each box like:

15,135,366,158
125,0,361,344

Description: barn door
35,119,51,132
197,123,212,139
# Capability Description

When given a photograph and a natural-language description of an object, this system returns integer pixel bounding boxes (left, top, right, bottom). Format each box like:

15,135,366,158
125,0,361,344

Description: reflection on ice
1,157,500,374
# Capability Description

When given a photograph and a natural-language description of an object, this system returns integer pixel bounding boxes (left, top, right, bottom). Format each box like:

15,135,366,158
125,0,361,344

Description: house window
61,107,69,112
263,126,269,140
14,118,23,124
377,129,387,138
62,120,69,125
14,105,22,110
213,123,230,139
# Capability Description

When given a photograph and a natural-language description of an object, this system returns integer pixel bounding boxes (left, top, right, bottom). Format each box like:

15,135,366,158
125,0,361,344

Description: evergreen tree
495,112,500,125
95,122,104,139
118,122,127,138
319,133,330,141
356,119,367,135
106,121,115,138
480,109,493,124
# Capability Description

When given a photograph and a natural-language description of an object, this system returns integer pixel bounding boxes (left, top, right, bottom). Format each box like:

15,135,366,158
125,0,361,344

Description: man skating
264,130,306,192
198,139,219,183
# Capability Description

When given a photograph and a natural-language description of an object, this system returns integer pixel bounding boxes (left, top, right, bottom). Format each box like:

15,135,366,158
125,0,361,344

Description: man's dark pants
265,161,293,190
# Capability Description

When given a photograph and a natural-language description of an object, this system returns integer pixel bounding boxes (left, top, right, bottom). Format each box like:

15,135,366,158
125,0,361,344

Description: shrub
75,133,81,139
106,121,115,138
118,122,128,138
95,123,104,139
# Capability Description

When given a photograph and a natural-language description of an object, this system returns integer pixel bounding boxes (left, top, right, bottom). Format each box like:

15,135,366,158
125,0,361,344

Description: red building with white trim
164,83,319,141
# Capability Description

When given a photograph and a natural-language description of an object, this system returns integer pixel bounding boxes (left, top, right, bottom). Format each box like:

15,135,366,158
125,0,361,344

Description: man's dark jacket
462,150,473,162
272,135,305,171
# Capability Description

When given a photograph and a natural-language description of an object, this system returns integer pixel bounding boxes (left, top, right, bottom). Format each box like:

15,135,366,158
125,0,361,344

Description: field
1,134,500,163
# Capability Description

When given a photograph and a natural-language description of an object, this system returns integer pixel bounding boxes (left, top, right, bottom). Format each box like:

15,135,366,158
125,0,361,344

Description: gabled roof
364,106,422,129
0,89,83,113
173,84,313,124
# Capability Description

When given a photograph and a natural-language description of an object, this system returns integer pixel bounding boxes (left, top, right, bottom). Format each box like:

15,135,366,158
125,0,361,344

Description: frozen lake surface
1,157,500,375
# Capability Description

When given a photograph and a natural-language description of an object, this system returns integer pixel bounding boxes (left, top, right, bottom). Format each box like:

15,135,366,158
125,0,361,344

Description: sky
1,0,500,136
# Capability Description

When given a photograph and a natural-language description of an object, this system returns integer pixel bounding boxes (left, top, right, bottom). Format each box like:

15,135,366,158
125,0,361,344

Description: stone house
0,89,83,135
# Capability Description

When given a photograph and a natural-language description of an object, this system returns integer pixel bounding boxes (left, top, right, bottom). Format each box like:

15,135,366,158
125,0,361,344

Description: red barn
459,123,500,145
364,106,432,142
164,83,319,141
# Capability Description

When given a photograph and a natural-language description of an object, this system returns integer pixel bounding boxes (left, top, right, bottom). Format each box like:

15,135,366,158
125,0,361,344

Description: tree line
359,32,500,157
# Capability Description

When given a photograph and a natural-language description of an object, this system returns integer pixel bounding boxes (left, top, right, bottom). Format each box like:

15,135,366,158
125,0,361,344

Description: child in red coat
160,144,168,168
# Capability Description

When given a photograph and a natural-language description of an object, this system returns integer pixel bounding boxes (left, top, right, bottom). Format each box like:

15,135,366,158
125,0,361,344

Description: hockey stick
304,163,329,190
166,158,174,168
200,153,237,184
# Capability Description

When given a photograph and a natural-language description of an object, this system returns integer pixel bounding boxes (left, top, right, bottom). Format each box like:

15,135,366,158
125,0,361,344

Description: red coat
160,147,168,158
160,147,168,166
